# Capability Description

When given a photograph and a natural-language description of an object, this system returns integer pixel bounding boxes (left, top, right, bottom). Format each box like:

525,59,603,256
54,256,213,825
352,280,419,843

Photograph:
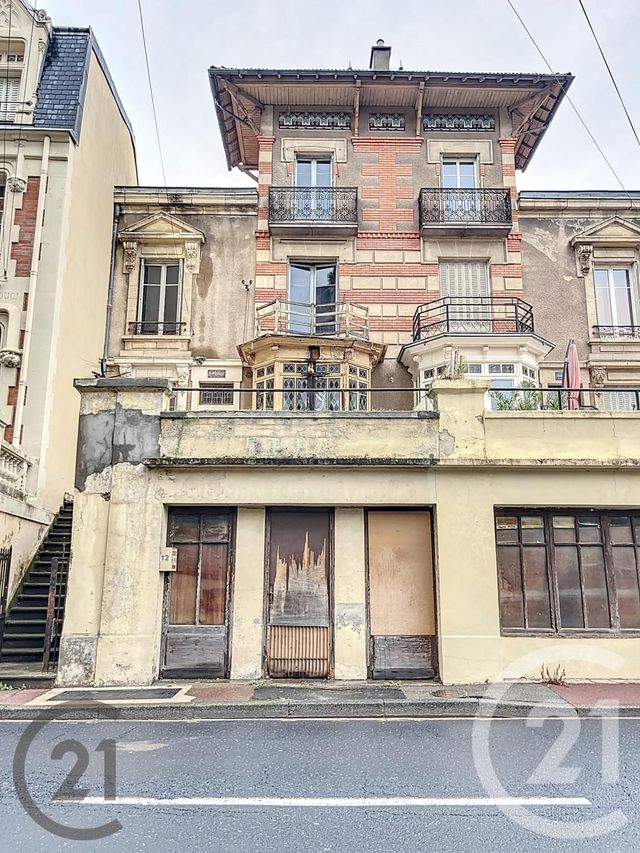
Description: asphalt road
1,714,639,852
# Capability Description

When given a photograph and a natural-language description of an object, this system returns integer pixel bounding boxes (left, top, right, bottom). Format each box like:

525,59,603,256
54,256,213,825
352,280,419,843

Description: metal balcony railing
255,300,369,340
419,188,512,229
128,322,187,336
268,187,358,226
592,325,640,339
412,296,534,341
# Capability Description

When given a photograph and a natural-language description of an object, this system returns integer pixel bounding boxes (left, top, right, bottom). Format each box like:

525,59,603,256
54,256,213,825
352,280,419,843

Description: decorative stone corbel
590,365,606,388
0,348,22,368
7,177,26,193
576,244,592,276
122,241,138,274
184,240,201,274
175,365,190,386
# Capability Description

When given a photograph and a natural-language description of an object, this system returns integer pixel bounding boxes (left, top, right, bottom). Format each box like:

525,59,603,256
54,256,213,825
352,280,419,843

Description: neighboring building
57,41,640,687
0,3,136,613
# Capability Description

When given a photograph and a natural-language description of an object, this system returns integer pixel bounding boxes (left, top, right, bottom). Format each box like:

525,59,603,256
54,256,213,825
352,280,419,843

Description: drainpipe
13,135,50,448
100,203,121,376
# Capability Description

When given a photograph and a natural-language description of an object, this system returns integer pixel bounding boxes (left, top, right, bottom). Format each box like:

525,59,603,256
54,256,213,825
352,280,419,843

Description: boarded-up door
162,508,233,678
267,510,331,678
367,510,437,679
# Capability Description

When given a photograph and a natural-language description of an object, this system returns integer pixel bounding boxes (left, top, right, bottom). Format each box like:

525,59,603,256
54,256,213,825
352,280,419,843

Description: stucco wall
34,50,137,513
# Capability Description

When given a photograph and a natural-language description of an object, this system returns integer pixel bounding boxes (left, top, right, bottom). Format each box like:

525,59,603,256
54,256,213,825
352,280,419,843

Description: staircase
0,499,72,667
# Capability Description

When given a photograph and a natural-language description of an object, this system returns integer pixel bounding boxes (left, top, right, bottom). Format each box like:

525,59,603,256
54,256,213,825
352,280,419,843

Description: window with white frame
601,390,640,412
137,261,182,335
0,42,23,121
441,157,479,221
460,361,539,410
593,267,638,333
288,262,337,335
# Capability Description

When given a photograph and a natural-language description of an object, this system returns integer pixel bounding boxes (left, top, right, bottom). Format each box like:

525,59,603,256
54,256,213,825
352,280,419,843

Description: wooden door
367,510,437,679
266,510,331,678
162,508,233,678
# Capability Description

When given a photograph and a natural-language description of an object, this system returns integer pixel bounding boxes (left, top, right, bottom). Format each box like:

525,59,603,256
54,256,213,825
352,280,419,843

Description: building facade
57,42,640,686
0,1,137,600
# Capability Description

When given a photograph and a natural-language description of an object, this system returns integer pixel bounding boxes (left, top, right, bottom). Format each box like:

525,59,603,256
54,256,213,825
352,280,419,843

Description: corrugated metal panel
268,625,329,677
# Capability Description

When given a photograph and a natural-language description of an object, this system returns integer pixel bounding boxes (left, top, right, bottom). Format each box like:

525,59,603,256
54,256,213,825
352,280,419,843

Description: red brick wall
10,176,40,277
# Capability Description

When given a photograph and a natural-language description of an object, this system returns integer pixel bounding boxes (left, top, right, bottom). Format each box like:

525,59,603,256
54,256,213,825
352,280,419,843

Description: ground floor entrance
161,507,234,678
266,509,332,678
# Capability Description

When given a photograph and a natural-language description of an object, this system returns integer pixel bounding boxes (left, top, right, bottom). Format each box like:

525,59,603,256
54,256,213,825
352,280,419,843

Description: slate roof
33,29,92,141
0,25,134,148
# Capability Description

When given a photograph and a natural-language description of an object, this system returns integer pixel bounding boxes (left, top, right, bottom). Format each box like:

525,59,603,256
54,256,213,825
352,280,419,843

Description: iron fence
419,187,512,227
412,296,534,341
268,187,358,225
129,322,187,336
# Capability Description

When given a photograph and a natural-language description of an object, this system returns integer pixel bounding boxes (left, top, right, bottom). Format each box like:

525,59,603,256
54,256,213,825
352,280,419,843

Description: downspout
100,202,120,376
13,135,50,447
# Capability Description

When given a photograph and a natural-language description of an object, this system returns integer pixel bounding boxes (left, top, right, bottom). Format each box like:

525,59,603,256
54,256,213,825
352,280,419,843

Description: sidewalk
2,679,640,720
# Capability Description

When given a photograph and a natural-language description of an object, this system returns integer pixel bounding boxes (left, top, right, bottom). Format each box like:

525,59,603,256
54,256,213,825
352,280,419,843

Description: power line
136,0,169,188
577,0,640,150
506,0,629,193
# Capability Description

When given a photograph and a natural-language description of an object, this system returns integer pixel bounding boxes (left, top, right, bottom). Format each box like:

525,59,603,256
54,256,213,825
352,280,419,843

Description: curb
1,697,627,721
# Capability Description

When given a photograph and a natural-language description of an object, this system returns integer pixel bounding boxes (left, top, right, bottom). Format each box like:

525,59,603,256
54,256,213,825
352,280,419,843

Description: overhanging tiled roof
209,67,573,171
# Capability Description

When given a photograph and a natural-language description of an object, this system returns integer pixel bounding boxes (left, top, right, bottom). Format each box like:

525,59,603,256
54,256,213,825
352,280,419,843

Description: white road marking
0,715,638,723
72,796,591,808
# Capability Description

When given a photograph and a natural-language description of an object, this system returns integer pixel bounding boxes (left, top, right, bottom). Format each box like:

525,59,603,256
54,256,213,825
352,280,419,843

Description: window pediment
571,216,640,247
118,211,205,273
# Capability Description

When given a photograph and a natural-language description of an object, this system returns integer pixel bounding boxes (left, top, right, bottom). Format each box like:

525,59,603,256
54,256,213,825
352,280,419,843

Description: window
594,267,637,331
0,172,5,227
495,510,640,634
439,261,490,332
138,261,182,335
199,384,234,407
288,262,337,334
256,364,275,411
293,157,332,221
295,157,332,188
282,361,342,412
601,390,640,412
441,158,479,221
0,76,20,121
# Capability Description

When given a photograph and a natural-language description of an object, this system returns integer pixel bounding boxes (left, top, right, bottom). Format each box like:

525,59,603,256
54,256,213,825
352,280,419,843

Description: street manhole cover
432,689,468,699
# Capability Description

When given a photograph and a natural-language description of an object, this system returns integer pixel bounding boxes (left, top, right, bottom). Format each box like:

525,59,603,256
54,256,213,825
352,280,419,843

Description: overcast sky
44,0,640,192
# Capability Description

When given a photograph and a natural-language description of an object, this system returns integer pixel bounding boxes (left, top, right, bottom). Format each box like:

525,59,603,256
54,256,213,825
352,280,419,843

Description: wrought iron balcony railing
412,296,534,342
128,321,187,336
268,187,358,227
255,300,369,340
419,188,512,231
592,325,640,339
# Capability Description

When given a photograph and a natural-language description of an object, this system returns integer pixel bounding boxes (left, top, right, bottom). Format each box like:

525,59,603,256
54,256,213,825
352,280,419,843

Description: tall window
441,157,479,221
439,260,490,330
594,267,636,330
294,157,332,220
138,261,182,335
0,172,5,227
288,262,336,335
496,510,640,634
0,42,24,121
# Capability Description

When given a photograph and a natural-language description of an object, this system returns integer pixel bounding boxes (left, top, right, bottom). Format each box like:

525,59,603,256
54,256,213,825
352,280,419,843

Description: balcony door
441,158,479,222
439,260,490,331
288,262,337,335
594,267,637,335
294,157,332,220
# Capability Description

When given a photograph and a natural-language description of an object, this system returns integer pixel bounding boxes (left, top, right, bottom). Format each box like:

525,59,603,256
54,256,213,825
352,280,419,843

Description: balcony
268,187,358,236
412,297,534,341
0,440,32,500
255,300,369,340
592,325,640,339
418,188,512,237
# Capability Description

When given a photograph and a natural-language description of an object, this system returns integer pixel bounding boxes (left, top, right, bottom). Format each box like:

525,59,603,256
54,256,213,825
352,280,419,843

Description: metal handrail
269,186,358,224
256,299,369,340
412,296,534,341
419,187,512,227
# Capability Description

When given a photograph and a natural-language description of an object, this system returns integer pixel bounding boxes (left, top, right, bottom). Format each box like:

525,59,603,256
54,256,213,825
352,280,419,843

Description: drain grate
432,688,468,699
46,688,183,702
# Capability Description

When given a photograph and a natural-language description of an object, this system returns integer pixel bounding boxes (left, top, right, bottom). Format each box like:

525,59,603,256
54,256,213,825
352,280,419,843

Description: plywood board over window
367,510,437,679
